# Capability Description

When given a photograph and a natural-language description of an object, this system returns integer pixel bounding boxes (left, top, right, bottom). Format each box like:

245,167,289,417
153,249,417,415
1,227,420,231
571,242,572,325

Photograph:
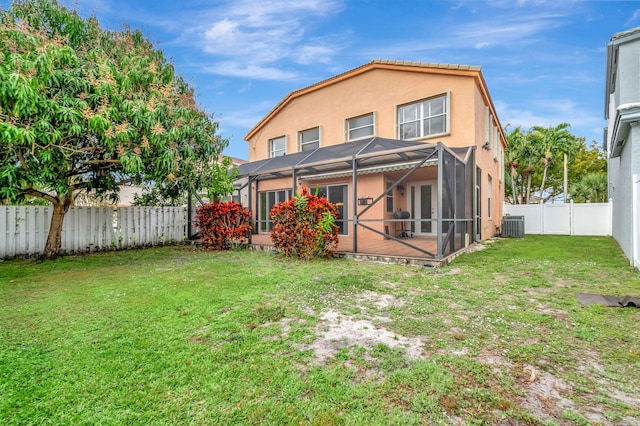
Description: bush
196,201,252,250
270,187,339,259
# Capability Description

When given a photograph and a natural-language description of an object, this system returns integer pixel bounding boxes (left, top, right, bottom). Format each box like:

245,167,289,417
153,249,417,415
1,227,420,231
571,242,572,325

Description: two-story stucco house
605,28,640,269
236,60,506,263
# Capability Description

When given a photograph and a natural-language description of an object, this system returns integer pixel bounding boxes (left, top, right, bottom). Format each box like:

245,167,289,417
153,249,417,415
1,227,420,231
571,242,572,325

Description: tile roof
371,59,481,71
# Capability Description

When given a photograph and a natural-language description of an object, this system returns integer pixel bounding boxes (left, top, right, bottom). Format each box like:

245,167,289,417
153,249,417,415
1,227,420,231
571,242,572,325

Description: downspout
634,174,640,269
292,169,297,196
246,177,253,234
352,156,358,254
252,177,258,234
187,191,193,239
436,142,444,259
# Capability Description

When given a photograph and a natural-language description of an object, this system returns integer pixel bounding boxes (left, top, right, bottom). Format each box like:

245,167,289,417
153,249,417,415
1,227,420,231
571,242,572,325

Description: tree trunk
526,174,532,204
510,166,518,204
42,196,73,259
539,165,549,203
563,152,568,203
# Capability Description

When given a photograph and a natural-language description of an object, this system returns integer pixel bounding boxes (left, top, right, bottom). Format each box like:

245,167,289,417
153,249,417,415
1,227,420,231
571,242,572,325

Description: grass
1,235,639,425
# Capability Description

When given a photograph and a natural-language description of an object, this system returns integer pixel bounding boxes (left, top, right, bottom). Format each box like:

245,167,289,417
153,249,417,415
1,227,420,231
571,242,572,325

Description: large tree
529,123,576,203
504,124,585,204
0,0,228,258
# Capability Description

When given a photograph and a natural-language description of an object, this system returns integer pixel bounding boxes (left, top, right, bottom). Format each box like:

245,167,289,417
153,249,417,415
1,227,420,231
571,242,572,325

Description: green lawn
1,236,639,425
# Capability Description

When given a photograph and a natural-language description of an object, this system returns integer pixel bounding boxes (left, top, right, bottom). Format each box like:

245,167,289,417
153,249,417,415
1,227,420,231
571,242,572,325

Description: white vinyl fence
1,206,186,258
503,200,612,236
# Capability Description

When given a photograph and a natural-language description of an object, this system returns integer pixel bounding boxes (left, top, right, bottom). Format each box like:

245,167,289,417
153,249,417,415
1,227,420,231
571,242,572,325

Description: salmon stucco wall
247,67,484,162
244,61,507,242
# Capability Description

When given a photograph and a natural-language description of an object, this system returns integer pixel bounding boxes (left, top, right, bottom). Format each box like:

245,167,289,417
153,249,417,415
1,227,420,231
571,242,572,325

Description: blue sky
6,0,640,159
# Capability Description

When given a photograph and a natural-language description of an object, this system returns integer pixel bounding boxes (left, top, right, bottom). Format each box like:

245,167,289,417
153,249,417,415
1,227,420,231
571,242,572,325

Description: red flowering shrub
196,201,252,250
270,187,339,259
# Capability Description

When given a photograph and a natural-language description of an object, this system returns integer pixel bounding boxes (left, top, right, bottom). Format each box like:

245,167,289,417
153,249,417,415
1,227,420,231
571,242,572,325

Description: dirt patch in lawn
277,286,639,424
292,309,425,366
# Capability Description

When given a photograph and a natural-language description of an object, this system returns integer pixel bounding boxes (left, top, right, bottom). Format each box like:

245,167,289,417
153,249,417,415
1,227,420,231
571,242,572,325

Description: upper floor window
398,94,448,140
347,113,375,141
269,136,286,158
299,127,320,152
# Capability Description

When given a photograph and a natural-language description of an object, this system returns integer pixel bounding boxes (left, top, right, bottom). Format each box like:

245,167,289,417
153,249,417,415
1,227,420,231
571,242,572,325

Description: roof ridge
371,59,481,71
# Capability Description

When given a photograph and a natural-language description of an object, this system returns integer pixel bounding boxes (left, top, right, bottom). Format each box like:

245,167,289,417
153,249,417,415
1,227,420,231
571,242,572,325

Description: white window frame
259,189,292,233
309,184,349,236
269,136,287,158
299,127,320,152
346,112,376,141
385,181,394,213
397,92,450,140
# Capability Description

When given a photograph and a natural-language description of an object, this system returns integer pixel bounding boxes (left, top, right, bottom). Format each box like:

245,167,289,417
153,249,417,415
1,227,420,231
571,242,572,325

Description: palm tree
530,123,572,203
570,173,608,203
504,127,527,203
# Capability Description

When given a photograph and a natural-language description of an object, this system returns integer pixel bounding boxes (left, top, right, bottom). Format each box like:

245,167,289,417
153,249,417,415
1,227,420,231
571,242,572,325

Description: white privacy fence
503,200,612,236
1,206,187,258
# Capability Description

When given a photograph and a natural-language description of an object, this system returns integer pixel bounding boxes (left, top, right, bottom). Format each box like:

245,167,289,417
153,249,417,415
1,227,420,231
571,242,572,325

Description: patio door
408,182,437,236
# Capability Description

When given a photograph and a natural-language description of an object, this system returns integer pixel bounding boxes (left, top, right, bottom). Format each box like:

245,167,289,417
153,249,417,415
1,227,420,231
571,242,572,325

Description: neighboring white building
605,27,640,269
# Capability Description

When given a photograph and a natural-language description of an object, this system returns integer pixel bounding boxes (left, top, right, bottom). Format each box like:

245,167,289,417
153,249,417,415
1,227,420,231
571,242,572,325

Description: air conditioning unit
502,216,525,238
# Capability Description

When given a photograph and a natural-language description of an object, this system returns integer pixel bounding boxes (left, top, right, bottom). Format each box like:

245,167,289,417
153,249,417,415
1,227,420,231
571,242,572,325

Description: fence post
569,200,574,236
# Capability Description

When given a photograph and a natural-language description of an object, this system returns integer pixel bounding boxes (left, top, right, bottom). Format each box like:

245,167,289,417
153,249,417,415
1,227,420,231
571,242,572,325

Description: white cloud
495,99,604,141
190,0,343,79
625,9,640,27
204,62,298,80
296,44,336,65
452,12,565,50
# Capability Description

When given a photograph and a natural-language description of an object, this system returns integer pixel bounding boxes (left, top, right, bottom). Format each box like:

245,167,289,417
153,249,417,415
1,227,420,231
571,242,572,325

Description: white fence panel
572,203,612,236
1,206,52,257
501,204,543,234
1,206,187,258
60,207,116,253
543,204,570,234
503,200,612,236
114,206,186,249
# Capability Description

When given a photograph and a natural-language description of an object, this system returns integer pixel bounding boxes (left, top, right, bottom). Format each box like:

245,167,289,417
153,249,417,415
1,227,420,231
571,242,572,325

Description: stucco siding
247,68,480,162
611,137,634,261
617,43,640,106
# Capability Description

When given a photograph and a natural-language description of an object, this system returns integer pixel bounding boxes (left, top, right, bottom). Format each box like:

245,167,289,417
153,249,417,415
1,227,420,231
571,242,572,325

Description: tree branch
77,159,122,165
20,187,58,204
16,150,30,174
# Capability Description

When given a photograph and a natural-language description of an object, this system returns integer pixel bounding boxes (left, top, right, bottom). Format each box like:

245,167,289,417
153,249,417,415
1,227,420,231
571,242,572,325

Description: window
487,175,492,218
269,136,286,158
259,189,291,232
347,113,375,141
309,184,349,235
299,127,320,152
386,181,394,213
398,94,448,140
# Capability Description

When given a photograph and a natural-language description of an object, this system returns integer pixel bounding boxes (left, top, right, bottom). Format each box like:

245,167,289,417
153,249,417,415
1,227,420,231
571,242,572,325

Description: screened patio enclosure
237,137,478,260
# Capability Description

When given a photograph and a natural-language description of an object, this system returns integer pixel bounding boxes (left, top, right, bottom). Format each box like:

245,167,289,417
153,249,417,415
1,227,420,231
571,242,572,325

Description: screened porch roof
238,137,474,181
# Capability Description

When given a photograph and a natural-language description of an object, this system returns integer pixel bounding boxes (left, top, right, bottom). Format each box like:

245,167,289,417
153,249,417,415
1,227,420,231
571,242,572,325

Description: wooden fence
1,206,186,258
